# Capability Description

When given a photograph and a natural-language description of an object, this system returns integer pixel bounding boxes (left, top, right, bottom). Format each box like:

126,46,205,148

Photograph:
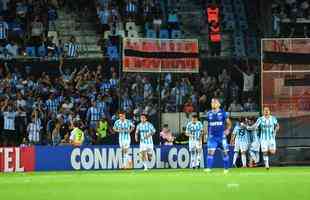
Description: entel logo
0,148,25,172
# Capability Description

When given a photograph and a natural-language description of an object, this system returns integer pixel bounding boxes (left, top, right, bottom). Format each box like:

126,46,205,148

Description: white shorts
260,139,276,152
249,141,260,152
119,139,130,149
189,140,202,151
234,141,248,152
140,143,153,153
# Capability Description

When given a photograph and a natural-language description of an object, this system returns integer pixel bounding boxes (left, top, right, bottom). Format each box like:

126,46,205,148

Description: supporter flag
122,38,199,73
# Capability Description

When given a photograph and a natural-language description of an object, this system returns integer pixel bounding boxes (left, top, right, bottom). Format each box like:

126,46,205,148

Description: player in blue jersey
247,117,260,167
247,107,279,169
205,98,232,173
231,118,249,168
113,111,135,169
135,113,156,171
185,114,204,169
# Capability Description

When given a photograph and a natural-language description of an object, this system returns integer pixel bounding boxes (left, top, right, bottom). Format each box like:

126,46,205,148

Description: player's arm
230,126,237,145
112,122,120,133
129,122,135,133
247,118,261,130
184,123,192,138
225,118,232,136
135,127,139,142
274,118,280,135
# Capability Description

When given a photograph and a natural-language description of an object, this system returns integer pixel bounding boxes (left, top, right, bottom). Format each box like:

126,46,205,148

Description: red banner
0,147,35,172
123,38,199,73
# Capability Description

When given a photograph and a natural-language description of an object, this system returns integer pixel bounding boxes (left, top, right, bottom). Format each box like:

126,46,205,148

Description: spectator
233,63,255,99
1,99,20,146
0,16,9,46
97,4,111,35
5,39,19,57
228,99,244,112
31,16,44,55
64,36,80,58
160,124,175,145
27,116,42,144
183,99,194,113
243,98,258,112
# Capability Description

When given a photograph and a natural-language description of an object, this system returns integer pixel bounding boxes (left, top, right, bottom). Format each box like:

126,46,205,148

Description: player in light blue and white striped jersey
113,111,135,169
247,117,260,167
135,113,156,171
248,107,279,169
185,114,204,169
231,118,249,168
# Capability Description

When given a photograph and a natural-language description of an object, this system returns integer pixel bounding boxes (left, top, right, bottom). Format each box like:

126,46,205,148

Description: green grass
1,167,310,200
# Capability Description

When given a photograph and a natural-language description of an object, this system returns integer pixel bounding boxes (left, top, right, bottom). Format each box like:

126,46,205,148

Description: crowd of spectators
0,0,89,59
0,57,258,147
271,0,310,37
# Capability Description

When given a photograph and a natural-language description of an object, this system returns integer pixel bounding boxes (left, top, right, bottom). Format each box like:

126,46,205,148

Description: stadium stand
0,0,261,147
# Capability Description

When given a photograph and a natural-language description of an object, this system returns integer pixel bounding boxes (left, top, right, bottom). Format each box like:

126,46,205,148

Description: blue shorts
207,136,229,151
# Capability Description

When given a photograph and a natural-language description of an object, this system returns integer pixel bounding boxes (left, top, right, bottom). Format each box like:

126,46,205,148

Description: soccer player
185,114,204,169
247,117,260,167
113,111,135,169
135,113,156,171
247,107,279,169
205,98,232,173
231,118,249,168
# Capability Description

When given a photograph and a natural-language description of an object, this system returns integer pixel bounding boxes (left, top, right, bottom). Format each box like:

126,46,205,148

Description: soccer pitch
0,167,310,200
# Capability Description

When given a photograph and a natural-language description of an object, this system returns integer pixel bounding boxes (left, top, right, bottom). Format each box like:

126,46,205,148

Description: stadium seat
26,47,36,57
125,22,137,32
38,46,47,57
171,30,182,39
48,31,59,46
104,31,111,40
159,29,169,39
127,30,138,38
117,30,125,38
146,29,156,38
107,46,119,61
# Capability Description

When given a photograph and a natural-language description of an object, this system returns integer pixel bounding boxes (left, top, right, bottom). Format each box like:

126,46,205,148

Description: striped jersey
100,82,111,92
96,101,107,116
45,99,59,113
65,42,79,57
87,107,101,122
126,2,136,13
109,78,118,89
206,110,228,138
254,116,278,141
0,21,9,39
185,121,203,141
232,124,249,144
121,98,133,111
136,121,156,145
3,112,17,130
113,119,135,142
27,122,41,142
248,128,260,144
